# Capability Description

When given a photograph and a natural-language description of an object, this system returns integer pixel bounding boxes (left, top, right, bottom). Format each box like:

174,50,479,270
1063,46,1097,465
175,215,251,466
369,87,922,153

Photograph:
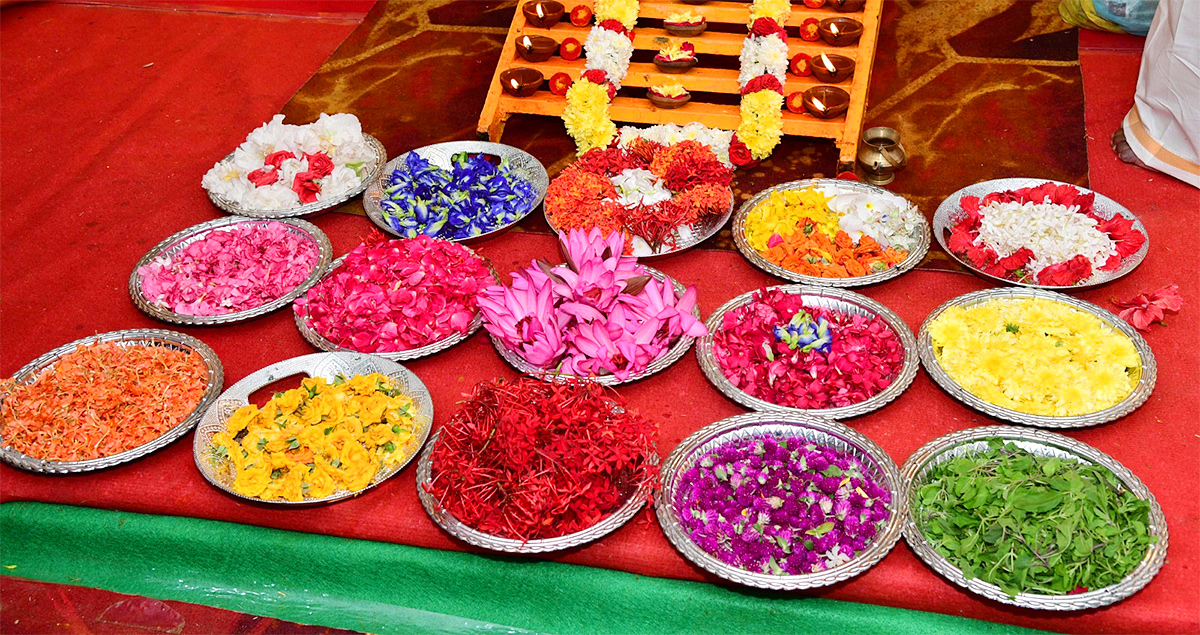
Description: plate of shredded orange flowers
193,352,432,504
733,180,930,287
1,330,223,473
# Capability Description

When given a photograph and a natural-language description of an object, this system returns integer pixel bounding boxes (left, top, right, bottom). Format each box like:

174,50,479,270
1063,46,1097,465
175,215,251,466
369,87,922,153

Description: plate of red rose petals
293,235,499,361
130,217,333,326
696,285,918,419
933,178,1149,291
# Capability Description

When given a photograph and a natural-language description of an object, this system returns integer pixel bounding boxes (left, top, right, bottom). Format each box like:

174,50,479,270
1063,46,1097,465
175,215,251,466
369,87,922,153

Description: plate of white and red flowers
202,113,386,218
933,179,1148,290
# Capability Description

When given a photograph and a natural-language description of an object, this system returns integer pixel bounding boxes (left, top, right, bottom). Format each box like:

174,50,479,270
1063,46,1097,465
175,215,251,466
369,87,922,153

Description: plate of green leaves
901,426,1167,610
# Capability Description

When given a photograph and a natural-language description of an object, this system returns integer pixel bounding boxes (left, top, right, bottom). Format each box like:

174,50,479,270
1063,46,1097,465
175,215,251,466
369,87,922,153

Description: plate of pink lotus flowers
479,228,708,386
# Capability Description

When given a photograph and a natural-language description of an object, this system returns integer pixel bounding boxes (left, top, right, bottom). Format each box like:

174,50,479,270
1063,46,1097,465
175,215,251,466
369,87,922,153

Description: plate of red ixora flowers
933,178,1148,290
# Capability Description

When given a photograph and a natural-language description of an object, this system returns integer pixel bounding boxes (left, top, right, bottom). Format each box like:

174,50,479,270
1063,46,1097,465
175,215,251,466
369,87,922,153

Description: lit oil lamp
818,18,863,47
516,34,559,62
522,1,564,28
810,52,855,83
500,68,544,97
802,86,850,119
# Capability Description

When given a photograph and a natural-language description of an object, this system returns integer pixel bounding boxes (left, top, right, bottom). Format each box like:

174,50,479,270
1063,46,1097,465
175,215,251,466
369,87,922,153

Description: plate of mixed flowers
933,178,1148,290
656,412,904,590
202,113,385,218
544,140,735,258
734,179,929,286
363,141,548,242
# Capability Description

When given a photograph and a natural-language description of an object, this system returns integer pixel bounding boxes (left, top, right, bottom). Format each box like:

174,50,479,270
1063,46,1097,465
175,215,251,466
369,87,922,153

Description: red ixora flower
741,74,784,96
1112,284,1182,332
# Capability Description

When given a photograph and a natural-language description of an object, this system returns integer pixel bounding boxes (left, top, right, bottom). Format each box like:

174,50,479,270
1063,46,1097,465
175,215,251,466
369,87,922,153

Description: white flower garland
562,0,640,153
583,26,635,89
617,123,734,167
737,36,789,89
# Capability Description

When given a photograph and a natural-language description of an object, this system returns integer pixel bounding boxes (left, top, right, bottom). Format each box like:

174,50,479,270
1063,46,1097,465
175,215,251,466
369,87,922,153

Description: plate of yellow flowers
193,352,433,504
918,288,1156,428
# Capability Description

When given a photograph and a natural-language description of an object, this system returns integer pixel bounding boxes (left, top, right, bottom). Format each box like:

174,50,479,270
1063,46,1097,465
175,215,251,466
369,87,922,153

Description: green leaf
805,521,835,538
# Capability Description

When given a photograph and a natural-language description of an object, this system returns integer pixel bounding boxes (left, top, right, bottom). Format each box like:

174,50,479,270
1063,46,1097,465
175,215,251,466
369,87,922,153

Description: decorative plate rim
732,178,931,288
932,177,1150,292
0,329,224,474
205,134,387,219
192,351,433,506
292,245,499,362
900,425,1168,610
655,412,906,590
415,428,659,554
362,140,549,244
129,217,333,326
487,265,699,386
695,285,919,419
917,287,1157,428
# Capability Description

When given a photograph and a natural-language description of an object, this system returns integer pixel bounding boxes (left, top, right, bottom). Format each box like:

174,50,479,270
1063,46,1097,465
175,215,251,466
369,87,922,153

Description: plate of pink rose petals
130,217,332,325
293,235,499,361
696,285,918,419
479,228,708,386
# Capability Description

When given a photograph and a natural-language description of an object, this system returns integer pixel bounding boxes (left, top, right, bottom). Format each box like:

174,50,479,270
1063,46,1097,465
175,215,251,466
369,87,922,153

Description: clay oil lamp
819,18,863,47
648,81,691,109
654,42,698,73
523,1,564,28
830,0,866,12
516,34,559,63
663,11,707,36
500,68,544,97
802,86,850,119
810,53,855,83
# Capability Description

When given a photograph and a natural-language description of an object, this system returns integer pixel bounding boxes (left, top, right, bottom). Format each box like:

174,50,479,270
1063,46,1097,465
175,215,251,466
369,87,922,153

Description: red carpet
1,3,1197,634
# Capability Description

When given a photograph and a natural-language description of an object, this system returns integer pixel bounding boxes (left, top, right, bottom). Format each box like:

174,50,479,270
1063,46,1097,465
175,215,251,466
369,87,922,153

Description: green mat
0,502,1050,634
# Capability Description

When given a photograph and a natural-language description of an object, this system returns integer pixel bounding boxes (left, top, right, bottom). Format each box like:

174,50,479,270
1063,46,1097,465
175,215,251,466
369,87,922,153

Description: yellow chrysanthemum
748,0,790,25
594,0,639,29
736,90,784,160
563,80,617,154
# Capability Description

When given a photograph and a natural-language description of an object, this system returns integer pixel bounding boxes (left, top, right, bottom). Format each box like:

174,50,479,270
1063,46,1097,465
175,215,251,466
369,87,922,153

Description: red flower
750,17,784,38
292,171,322,204
741,74,784,96
1112,284,1182,332
1036,254,1092,286
305,152,334,178
959,195,984,228
582,69,608,85
729,135,759,169
264,150,296,169
964,244,999,269
1067,586,1089,595
947,225,977,256
835,171,859,181
598,19,626,35
996,247,1034,271
1096,214,1146,258
246,167,279,187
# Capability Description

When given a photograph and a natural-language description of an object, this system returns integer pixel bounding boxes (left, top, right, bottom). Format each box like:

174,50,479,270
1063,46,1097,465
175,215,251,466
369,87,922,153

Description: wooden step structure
477,0,882,169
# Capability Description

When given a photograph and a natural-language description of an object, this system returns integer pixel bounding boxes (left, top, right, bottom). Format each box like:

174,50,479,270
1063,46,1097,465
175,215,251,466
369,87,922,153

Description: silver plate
205,135,387,219
732,179,931,287
488,266,700,386
416,428,659,554
1,330,224,474
918,288,1157,428
656,412,905,590
129,217,333,326
544,192,734,260
932,177,1149,291
696,285,918,419
363,141,549,243
902,425,1168,610
193,352,433,505
293,246,499,361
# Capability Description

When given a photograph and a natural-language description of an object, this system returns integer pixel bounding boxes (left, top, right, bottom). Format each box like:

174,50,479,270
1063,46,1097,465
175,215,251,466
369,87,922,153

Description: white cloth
1121,0,1200,189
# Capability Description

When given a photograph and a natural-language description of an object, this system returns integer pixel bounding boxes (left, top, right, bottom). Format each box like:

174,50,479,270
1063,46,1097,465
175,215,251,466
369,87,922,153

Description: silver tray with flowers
202,113,386,219
363,141,548,243
656,412,905,590
733,179,930,287
130,216,333,326
696,285,918,420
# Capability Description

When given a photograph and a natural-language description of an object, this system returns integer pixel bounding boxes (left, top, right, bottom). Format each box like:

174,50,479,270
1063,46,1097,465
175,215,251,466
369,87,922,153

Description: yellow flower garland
929,298,1140,416
736,90,784,160
563,81,617,153
595,0,638,29
748,0,790,24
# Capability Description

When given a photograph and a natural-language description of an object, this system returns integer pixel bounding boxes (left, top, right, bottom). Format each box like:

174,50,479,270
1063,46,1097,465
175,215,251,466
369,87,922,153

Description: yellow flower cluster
666,11,701,24
749,0,791,25
744,187,837,251
211,373,418,502
651,81,688,98
564,80,617,154
736,90,784,160
595,0,639,29
929,298,1141,417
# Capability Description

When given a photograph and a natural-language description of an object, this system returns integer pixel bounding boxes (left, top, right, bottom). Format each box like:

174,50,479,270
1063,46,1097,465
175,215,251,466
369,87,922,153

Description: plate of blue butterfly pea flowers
363,141,549,243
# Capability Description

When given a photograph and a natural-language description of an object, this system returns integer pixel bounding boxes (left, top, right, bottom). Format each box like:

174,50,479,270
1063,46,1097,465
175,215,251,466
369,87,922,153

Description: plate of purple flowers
656,412,905,590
